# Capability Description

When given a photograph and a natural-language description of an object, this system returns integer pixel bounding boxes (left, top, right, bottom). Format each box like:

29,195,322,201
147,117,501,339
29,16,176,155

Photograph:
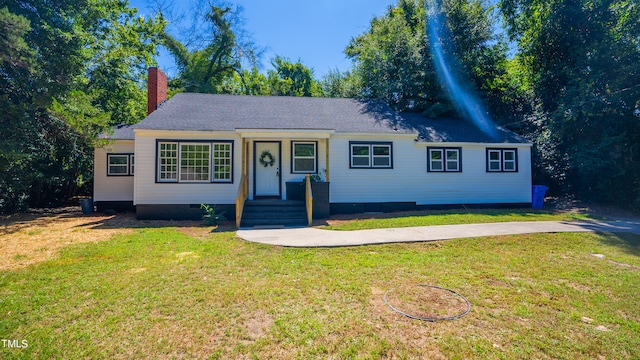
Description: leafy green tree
346,0,508,118
220,68,270,95
1,1,90,212
320,68,362,98
0,1,164,212
346,1,430,111
500,0,640,206
0,7,36,211
159,4,321,97
267,56,322,97
162,4,258,93
82,3,166,126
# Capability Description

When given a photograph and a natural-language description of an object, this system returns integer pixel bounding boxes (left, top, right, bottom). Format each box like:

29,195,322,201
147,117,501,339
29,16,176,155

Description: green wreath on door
259,150,276,167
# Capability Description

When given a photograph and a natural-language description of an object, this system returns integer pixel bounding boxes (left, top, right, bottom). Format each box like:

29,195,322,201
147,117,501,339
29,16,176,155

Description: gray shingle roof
398,113,529,144
133,93,412,134
99,124,135,140
119,93,529,144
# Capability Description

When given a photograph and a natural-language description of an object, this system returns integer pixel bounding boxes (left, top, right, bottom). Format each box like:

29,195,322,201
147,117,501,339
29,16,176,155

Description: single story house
94,68,532,226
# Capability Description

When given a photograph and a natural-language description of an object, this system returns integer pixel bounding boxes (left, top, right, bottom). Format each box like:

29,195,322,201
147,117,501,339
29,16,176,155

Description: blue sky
130,0,395,78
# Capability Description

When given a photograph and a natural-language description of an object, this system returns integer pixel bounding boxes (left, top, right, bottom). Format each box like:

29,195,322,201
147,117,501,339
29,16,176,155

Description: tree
346,1,430,111
345,0,509,119
0,1,164,213
1,1,91,212
82,2,166,126
320,68,362,98
161,4,258,93
220,68,270,95
267,56,322,97
500,0,640,206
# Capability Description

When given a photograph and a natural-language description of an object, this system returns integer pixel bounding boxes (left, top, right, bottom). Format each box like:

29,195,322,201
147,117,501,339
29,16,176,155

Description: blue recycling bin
531,185,548,209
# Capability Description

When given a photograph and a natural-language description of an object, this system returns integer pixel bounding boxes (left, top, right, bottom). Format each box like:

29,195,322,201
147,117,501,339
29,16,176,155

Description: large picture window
427,147,461,172
107,154,134,176
180,143,210,182
487,148,518,172
157,141,233,183
349,142,392,169
291,142,317,173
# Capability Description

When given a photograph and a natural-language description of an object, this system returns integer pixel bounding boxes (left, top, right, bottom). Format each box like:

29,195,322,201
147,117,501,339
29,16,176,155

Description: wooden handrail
236,175,248,228
305,174,313,226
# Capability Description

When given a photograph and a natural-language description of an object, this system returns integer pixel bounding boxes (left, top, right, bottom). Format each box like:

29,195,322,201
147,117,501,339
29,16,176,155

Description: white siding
134,131,241,205
128,129,532,207
329,134,532,205
246,139,328,199
94,140,134,202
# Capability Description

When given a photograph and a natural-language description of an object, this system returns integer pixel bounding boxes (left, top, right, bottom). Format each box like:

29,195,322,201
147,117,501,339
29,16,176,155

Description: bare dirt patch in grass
384,284,470,321
366,285,481,358
0,208,223,270
0,208,134,270
244,310,273,340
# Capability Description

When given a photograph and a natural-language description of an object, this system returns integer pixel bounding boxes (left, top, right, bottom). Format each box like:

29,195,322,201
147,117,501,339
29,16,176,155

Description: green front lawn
1,227,638,359
321,209,594,230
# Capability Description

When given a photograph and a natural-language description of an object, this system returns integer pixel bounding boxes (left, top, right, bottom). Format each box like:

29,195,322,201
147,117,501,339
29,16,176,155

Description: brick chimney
147,67,168,115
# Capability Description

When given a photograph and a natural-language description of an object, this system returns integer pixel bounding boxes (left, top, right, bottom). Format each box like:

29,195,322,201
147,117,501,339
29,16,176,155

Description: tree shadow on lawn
0,209,139,270
75,211,237,234
0,207,89,237
595,231,640,257
0,209,237,271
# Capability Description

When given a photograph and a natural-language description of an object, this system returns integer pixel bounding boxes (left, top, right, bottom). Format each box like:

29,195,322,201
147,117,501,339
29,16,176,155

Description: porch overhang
235,128,335,139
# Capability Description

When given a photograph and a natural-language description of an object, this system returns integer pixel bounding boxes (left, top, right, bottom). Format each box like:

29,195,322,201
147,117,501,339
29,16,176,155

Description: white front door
255,141,281,197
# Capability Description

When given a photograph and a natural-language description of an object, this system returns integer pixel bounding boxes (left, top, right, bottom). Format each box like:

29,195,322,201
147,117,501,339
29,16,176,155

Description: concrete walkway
236,220,640,247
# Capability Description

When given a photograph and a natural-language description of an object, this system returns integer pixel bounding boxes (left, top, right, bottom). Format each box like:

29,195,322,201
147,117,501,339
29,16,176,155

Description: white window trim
503,150,517,172
157,141,233,183
487,148,518,173
179,143,211,183
488,149,502,172
212,142,232,182
292,141,317,174
350,142,392,169
107,154,133,176
429,148,444,171
428,147,461,172
158,142,178,182
350,144,371,168
372,145,392,168
445,149,460,171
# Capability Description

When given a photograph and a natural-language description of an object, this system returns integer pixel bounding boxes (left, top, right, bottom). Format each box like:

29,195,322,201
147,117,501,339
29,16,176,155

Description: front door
254,141,281,197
